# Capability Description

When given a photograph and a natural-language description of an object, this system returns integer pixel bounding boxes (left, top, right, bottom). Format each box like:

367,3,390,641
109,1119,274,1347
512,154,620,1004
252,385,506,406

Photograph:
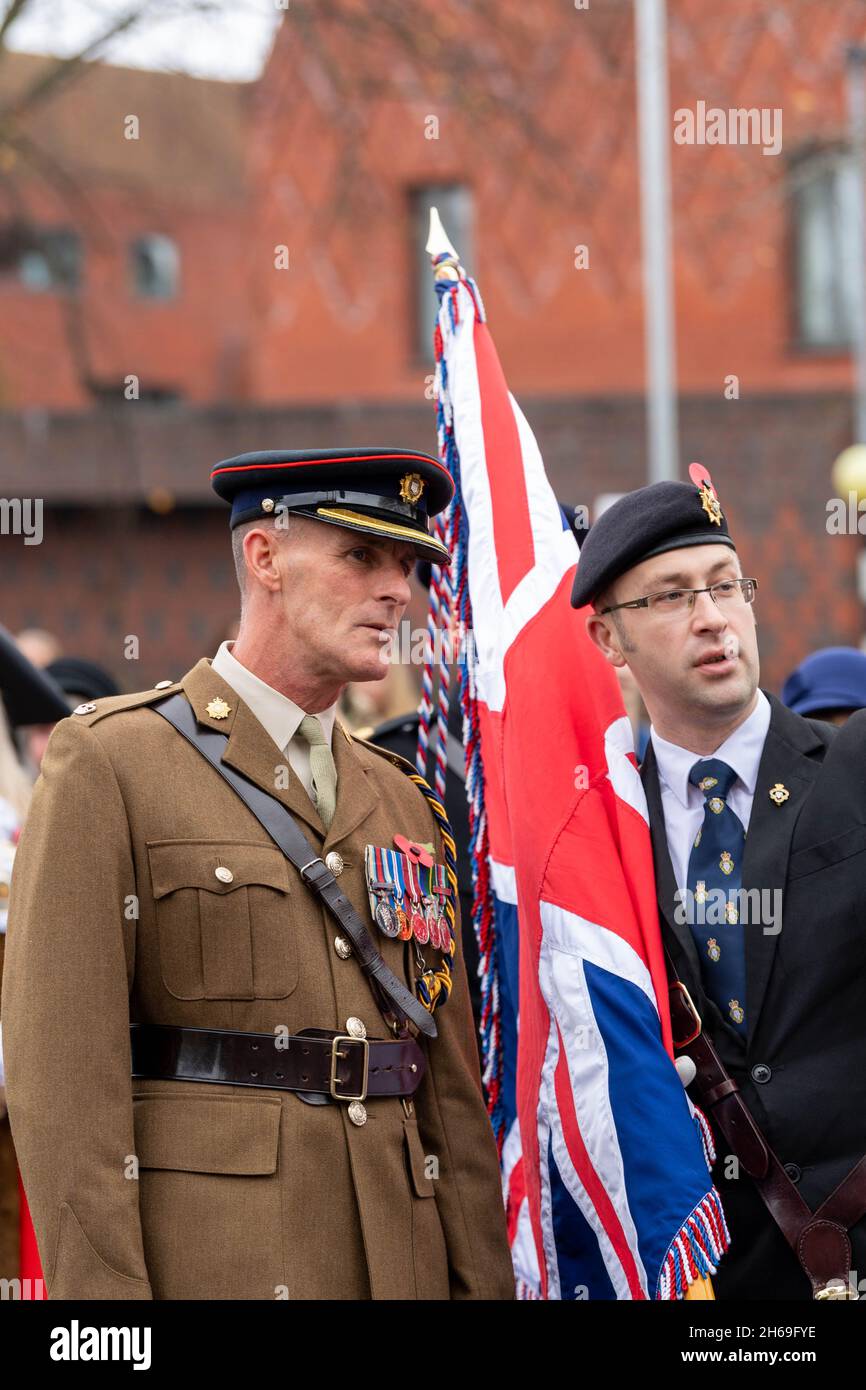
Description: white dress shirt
650,689,771,894
211,640,338,805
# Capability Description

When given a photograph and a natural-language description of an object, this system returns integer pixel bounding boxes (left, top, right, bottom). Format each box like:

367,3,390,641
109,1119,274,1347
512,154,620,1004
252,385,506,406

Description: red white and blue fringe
656,1189,731,1300
418,258,506,1151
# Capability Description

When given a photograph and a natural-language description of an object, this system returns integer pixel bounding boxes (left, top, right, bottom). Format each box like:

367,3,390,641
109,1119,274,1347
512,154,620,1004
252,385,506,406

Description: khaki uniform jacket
1,658,514,1300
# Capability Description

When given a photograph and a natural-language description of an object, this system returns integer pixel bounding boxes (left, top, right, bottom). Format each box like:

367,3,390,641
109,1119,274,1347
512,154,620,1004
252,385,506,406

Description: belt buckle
330,1036,369,1102
669,980,702,1049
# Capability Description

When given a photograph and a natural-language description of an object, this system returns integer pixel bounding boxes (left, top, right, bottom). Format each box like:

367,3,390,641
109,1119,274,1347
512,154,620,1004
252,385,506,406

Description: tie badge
729,999,745,1026
365,844,451,952
707,938,721,962
769,783,790,806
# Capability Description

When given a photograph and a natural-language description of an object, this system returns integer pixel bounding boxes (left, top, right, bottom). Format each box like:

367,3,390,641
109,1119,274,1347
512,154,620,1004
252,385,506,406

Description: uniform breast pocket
147,840,298,1000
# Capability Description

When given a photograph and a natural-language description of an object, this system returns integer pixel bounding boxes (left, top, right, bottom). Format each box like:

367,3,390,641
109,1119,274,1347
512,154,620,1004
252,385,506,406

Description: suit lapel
180,657,326,837
742,694,824,1044
324,722,379,850
640,741,703,988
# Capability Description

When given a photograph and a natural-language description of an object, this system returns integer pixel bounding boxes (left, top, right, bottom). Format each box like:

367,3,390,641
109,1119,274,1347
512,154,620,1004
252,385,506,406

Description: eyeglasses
600,577,758,618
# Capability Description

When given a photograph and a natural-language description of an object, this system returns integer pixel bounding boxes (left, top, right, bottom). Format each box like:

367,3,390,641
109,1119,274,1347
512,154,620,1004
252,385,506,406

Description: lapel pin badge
769,782,790,805
205,696,231,720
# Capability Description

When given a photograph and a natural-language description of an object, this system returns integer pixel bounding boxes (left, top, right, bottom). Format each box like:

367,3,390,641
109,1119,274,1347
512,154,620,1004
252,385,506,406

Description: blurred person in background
0,631,68,1291
781,646,866,726
340,659,418,735
15,630,62,671
21,658,121,776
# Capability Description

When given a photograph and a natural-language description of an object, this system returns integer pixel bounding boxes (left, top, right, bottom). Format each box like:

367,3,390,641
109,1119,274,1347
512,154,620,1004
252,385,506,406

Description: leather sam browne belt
131,1023,426,1103
668,969,866,1300
151,693,437,1040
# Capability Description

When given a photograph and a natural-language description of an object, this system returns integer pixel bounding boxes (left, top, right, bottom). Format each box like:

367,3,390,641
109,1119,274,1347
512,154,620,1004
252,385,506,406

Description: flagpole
634,0,679,482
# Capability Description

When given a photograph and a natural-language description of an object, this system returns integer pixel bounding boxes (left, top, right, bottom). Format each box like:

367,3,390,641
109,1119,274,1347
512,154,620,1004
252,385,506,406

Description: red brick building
1,0,865,692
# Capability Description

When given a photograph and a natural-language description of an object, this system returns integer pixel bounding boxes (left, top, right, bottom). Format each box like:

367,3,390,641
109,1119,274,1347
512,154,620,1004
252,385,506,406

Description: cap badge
689,462,723,527
399,472,425,505
205,696,231,720
769,782,790,805
699,482,723,526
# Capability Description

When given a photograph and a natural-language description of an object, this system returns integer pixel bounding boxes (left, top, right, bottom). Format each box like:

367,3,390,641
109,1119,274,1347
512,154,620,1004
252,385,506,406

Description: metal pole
846,46,866,445
634,0,679,482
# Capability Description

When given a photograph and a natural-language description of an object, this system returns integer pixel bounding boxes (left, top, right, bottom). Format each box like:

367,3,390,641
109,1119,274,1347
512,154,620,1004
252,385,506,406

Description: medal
425,897,441,950
374,889,400,939
411,903,428,943
432,866,452,952
365,846,405,941
364,843,455,955
389,849,413,939
396,902,412,940
406,860,429,944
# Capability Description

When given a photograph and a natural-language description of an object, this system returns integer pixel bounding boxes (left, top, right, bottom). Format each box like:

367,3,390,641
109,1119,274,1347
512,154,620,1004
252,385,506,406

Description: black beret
45,657,121,704
570,465,736,609
210,447,454,565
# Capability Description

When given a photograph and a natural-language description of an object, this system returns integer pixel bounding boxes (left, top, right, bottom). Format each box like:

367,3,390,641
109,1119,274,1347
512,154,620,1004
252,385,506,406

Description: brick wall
0,392,859,697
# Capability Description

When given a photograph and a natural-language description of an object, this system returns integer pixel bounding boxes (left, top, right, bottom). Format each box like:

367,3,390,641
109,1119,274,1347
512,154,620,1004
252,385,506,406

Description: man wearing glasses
574,465,866,1301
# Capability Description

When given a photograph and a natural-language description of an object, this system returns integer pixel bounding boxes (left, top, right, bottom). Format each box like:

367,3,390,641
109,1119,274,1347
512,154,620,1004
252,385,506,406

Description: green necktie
297,714,337,830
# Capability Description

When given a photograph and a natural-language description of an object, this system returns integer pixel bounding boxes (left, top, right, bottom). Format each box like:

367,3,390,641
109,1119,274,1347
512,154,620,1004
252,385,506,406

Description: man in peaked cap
575,464,866,1301
2,447,513,1301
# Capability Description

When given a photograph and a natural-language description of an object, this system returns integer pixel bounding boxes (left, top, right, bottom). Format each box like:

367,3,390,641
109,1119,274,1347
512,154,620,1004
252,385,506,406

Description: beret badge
689,461,723,527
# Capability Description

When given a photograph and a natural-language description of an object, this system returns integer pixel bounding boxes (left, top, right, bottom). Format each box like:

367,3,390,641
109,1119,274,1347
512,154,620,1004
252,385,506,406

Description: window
131,233,180,299
18,228,81,292
792,148,859,349
410,184,473,360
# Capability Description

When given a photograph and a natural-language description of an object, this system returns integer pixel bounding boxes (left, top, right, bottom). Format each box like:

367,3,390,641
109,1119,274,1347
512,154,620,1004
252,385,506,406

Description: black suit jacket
641,692,866,1299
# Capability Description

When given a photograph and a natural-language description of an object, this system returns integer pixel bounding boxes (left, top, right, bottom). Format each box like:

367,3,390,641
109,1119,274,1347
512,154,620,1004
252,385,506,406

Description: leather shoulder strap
152,693,436,1039
664,947,866,1295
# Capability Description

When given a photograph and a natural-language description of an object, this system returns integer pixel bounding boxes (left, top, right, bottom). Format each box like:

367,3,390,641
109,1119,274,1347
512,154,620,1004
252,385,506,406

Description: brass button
154,680,173,690
348,1101,367,1126
214,866,234,884
261,498,275,513
346,1016,366,1039
73,703,96,715
325,851,344,876
334,936,352,959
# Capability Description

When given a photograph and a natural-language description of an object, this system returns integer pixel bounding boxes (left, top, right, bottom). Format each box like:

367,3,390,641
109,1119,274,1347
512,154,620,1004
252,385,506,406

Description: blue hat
210,447,453,565
781,647,866,717
570,464,735,609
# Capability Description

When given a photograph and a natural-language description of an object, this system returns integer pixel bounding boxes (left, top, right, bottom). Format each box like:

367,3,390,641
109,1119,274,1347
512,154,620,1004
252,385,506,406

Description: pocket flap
133,1092,282,1174
788,825,866,880
147,840,290,898
403,1115,436,1197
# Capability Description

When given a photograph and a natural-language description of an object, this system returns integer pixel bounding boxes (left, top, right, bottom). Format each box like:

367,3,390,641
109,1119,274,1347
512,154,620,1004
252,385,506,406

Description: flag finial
426,206,460,281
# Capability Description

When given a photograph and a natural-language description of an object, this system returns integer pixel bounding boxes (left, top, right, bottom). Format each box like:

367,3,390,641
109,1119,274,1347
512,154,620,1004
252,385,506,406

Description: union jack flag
427,257,729,1300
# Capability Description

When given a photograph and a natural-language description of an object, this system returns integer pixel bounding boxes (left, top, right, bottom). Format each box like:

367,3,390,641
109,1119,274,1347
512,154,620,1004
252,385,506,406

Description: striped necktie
686,758,747,1036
